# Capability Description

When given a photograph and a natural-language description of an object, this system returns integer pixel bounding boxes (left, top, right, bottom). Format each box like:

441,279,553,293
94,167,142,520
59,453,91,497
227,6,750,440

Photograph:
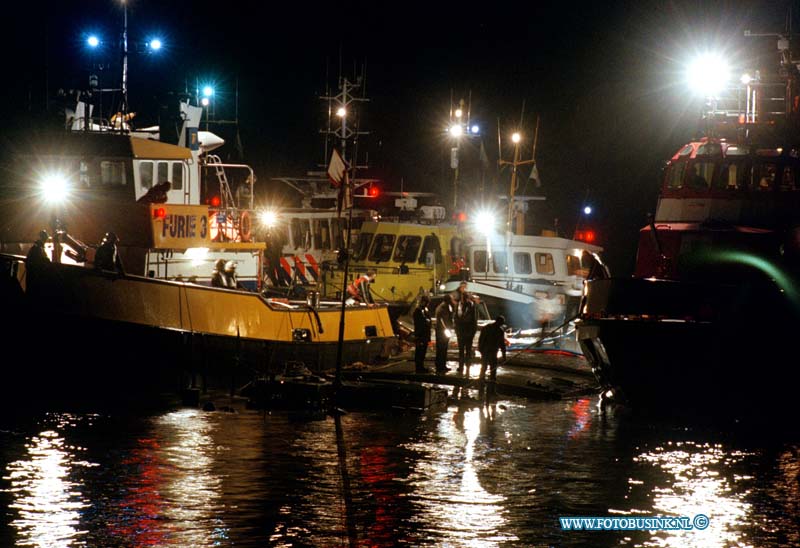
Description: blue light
202,86,214,98
471,125,480,134
149,38,162,51
87,35,100,48
583,206,592,215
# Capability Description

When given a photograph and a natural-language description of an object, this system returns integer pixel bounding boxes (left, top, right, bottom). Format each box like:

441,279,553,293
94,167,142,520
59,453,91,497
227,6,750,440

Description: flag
328,148,347,188
529,162,541,188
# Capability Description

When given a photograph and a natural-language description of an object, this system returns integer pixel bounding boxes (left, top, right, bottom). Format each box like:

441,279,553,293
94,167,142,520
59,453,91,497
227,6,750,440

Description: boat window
473,250,487,273
354,232,374,261
780,166,797,191
291,218,311,249
566,251,594,277
665,162,687,189
725,146,747,156
718,161,749,190
535,252,555,275
393,235,421,263
756,163,778,191
492,252,507,274
172,162,183,190
678,145,694,157
157,161,169,184
140,161,154,189
513,252,532,274
310,219,331,250
687,161,713,190
100,160,127,186
369,234,395,262
696,143,721,156
419,235,442,265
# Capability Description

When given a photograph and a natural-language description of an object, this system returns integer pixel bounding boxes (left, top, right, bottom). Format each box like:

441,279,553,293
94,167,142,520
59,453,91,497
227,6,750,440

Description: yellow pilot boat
320,218,463,312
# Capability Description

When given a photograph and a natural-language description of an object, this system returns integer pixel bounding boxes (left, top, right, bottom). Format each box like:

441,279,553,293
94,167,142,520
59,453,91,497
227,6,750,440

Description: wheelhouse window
718,160,751,190
100,160,127,186
157,161,169,185
535,252,555,275
513,252,532,274
567,252,591,277
172,162,183,190
291,218,311,249
665,162,687,189
369,234,395,262
140,161,154,189
419,235,442,265
780,166,797,191
756,163,778,191
354,232,374,261
393,235,421,263
473,250,487,273
687,161,714,190
492,252,507,274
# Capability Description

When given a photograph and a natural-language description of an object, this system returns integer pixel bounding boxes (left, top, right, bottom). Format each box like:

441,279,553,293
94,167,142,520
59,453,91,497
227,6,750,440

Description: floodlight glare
259,210,278,228
511,132,521,143
687,52,730,97
201,97,210,107
149,38,162,51
474,210,496,236
584,206,592,215
740,73,752,85
87,35,100,48
449,124,463,137
471,125,480,134
202,85,214,97
40,173,69,204
336,106,347,117
455,108,463,118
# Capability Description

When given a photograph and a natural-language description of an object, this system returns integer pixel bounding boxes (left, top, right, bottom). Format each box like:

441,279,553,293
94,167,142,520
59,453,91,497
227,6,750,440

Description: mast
121,0,128,125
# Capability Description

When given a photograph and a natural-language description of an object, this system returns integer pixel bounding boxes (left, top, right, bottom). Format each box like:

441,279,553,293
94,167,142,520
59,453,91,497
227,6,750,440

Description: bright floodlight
449,124,463,137
455,108,463,118
87,35,100,48
583,206,592,215
336,106,347,117
149,38,162,51
259,210,278,228
202,85,214,97
740,73,752,85
201,97,210,107
471,125,479,134
40,173,69,204
475,210,496,235
511,132,521,143
687,53,730,97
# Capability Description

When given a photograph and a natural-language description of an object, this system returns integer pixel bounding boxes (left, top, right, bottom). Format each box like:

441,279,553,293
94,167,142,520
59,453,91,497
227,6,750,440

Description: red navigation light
576,230,597,243
152,207,167,219
368,186,380,198
457,212,467,222
209,196,221,207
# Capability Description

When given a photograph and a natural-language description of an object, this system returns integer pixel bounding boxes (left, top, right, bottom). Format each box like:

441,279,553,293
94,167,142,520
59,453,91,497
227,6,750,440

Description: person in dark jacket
94,232,125,274
453,281,478,375
26,230,50,265
478,315,507,400
211,259,227,288
434,294,455,373
413,295,432,373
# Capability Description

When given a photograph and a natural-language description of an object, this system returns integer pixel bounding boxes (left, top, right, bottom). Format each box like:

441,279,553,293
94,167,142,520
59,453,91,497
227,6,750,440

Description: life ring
239,211,252,242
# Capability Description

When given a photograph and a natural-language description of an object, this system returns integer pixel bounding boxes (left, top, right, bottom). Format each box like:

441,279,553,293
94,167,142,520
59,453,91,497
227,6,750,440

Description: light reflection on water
1,400,799,547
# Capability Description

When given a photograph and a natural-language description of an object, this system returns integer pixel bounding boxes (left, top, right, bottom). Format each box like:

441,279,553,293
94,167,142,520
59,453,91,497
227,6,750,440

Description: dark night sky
2,0,794,274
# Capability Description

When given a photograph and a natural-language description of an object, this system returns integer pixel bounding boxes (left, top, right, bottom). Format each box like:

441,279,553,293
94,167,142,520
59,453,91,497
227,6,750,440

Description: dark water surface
1,394,798,547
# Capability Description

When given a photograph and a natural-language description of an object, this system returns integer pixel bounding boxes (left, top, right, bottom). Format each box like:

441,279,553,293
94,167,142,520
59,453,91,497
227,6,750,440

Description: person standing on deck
26,230,50,265
453,281,478,376
347,269,376,304
478,315,507,401
413,295,432,373
434,294,455,373
94,232,125,274
211,259,227,288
